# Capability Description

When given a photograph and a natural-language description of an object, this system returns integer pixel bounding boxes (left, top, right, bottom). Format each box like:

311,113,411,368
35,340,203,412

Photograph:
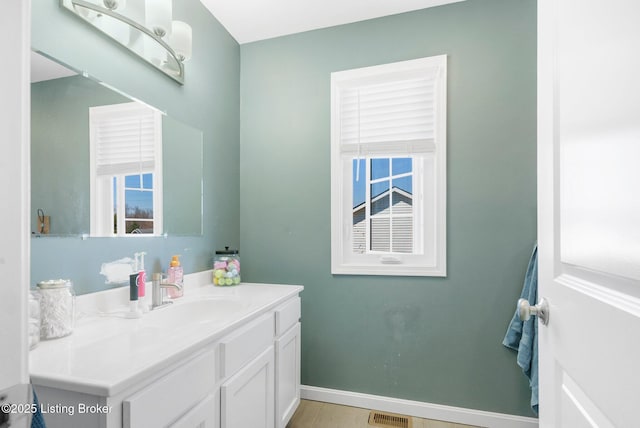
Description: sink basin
143,297,247,328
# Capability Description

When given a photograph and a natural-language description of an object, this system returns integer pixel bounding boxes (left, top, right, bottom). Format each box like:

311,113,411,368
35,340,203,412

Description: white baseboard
300,385,538,428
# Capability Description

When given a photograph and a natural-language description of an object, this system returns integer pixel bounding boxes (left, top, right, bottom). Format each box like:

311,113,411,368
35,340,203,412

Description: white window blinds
334,56,445,156
90,102,160,176
330,55,447,276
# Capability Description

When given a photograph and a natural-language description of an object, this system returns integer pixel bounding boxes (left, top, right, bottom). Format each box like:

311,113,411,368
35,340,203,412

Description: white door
538,0,640,426
0,1,31,427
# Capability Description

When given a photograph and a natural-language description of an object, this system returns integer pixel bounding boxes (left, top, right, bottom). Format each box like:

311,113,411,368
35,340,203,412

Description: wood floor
286,400,482,428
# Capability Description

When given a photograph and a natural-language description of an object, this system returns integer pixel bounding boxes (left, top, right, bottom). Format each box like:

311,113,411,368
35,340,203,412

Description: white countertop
29,275,303,397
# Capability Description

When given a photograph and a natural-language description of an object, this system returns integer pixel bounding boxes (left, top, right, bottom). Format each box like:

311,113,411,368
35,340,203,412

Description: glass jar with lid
28,290,41,349
36,279,75,339
213,247,240,286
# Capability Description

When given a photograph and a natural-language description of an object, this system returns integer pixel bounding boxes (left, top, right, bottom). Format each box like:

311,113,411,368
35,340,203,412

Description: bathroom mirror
31,51,203,237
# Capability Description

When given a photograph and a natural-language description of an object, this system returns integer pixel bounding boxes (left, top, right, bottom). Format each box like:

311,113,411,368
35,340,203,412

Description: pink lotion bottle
167,255,184,298
136,252,148,311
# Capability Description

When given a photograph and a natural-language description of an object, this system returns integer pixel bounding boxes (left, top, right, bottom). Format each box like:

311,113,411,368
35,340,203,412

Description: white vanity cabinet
122,348,218,428
274,297,301,428
221,346,275,428
219,297,301,428
219,312,276,428
170,394,218,428
30,283,303,428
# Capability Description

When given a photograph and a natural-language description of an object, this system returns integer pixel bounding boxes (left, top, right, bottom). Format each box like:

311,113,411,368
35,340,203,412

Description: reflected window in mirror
89,102,163,236
31,50,204,237
118,173,155,234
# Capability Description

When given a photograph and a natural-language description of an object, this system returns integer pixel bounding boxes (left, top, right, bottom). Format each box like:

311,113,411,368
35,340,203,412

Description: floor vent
368,410,412,428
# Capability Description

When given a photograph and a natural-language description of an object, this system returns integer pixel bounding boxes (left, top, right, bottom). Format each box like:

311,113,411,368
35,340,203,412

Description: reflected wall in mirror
31,51,203,237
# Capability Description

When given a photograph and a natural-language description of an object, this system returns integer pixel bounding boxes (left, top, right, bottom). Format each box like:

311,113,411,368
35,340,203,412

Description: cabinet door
275,323,301,428
123,349,216,428
171,394,217,428
221,346,275,428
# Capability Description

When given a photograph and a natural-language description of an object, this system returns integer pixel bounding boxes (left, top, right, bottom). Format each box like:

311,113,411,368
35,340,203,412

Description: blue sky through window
124,174,153,189
125,190,153,217
353,158,412,208
353,159,366,207
371,180,389,198
371,158,389,180
114,173,154,214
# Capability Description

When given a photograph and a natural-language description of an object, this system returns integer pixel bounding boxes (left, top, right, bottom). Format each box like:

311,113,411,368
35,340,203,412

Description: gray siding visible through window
352,188,413,253
353,206,366,253
390,192,412,253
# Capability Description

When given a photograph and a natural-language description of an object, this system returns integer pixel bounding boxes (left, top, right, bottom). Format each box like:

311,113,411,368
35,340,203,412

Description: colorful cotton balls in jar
213,247,240,286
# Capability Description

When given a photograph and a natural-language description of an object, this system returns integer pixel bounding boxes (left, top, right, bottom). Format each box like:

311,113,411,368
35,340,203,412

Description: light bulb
171,21,192,62
145,0,172,37
103,0,126,11
74,0,100,20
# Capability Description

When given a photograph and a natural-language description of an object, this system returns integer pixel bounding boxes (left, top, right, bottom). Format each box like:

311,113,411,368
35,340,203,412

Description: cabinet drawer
170,393,217,428
275,297,300,337
220,312,274,378
123,349,216,428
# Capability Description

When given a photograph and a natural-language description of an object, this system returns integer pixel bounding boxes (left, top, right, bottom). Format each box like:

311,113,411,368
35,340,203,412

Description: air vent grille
368,410,412,428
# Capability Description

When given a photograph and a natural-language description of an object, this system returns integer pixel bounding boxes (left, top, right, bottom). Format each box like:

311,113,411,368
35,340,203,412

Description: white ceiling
31,52,77,83
199,0,467,44
31,1,466,77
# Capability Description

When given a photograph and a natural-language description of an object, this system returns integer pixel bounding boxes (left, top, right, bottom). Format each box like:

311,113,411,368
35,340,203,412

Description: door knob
518,297,549,325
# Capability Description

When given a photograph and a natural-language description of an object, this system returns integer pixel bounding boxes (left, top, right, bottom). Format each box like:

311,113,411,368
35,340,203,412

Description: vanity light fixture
61,0,192,84
102,0,126,11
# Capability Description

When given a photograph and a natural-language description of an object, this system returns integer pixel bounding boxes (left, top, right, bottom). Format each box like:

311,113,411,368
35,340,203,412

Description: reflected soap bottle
167,255,184,299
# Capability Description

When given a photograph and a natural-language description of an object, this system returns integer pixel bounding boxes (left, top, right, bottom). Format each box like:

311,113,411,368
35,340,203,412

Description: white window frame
114,172,157,235
89,102,163,237
331,55,447,276
357,156,420,255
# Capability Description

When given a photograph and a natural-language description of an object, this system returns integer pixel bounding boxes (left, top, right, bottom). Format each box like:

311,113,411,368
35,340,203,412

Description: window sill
331,263,446,277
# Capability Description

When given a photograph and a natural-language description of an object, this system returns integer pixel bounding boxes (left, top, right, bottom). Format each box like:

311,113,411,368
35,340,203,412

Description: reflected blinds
90,102,159,176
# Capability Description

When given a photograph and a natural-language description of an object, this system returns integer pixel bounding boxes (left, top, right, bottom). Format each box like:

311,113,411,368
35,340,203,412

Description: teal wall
240,0,537,417
31,0,239,294
163,115,204,236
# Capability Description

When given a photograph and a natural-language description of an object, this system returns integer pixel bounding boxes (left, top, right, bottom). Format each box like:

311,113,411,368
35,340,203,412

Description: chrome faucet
151,272,182,309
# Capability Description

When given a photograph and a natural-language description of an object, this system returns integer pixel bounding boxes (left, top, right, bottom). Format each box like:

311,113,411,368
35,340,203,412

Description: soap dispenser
135,252,148,312
167,255,184,298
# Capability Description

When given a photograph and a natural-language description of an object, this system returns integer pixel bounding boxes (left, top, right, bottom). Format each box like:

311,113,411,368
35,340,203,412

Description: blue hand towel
503,244,539,415
31,389,46,428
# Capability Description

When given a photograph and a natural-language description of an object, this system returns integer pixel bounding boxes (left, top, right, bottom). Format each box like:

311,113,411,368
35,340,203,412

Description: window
353,157,416,254
89,102,163,236
116,173,155,234
331,55,447,276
